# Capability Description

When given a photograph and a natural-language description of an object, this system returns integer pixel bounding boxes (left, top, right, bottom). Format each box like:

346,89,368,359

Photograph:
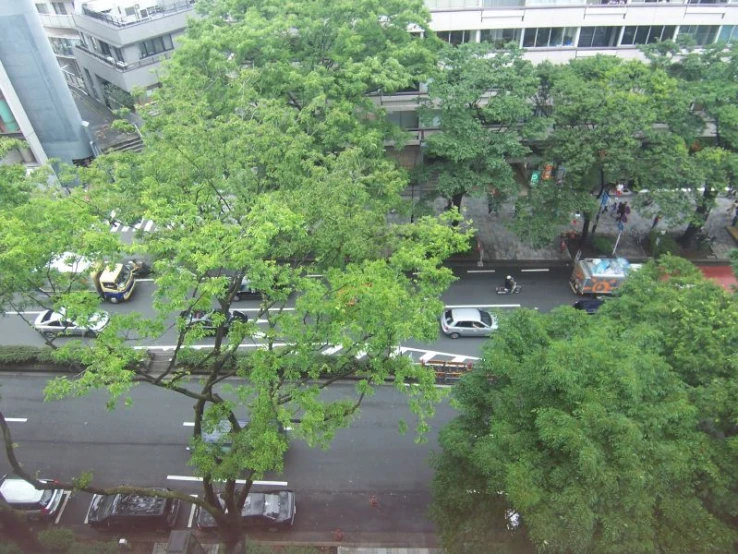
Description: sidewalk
461,193,738,263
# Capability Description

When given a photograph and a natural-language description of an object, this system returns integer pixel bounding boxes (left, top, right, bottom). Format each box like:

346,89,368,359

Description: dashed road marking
6,418,28,422
183,422,195,427
521,268,550,273
4,311,44,316
187,495,198,529
419,351,438,363
445,304,520,309
467,269,495,273
322,345,343,355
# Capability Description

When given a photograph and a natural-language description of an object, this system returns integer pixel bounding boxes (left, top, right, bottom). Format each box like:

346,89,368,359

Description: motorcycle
125,259,152,278
496,284,522,295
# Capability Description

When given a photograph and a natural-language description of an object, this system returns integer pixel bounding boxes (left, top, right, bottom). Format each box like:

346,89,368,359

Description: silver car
33,308,110,338
0,477,65,521
440,308,498,338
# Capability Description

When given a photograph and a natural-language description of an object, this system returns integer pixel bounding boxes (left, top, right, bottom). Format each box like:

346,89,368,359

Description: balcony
76,43,171,72
74,1,197,46
426,0,735,8
38,13,76,29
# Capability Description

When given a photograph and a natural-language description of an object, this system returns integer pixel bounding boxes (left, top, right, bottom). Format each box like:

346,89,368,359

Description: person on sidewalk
651,214,661,229
729,201,738,227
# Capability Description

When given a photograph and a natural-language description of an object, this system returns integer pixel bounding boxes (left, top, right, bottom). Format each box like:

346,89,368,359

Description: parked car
440,308,498,339
86,489,180,531
194,490,296,532
0,476,65,522
33,308,110,338
573,299,605,314
179,309,248,334
234,278,261,301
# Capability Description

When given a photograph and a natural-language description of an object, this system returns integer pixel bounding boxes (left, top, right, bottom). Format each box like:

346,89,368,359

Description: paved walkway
460,192,738,262
338,548,441,554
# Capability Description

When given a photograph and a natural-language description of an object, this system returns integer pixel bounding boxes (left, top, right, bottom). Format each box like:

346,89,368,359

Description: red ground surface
697,265,738,291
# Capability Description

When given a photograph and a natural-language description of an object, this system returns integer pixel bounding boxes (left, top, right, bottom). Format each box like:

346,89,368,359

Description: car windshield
480,311,493,326
115,266,131,288
262,494,280,520
40,489,53,504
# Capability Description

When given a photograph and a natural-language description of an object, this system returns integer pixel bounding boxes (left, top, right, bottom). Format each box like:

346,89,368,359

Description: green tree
642,40,738,245
416,43,545,214
431,257,738,554
0,0,469,552
513,55,696,247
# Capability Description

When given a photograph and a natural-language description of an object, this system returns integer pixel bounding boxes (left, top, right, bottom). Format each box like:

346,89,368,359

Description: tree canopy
431,256,738,554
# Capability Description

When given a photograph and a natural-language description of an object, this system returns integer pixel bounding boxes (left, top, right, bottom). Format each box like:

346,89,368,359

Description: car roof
448,308,484,321
0,478,51,503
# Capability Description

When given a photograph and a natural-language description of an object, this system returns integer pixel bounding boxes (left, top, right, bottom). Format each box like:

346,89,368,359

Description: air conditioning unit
116,61,127,68
106,56,115,63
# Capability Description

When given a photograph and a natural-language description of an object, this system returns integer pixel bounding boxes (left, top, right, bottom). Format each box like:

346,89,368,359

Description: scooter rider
504,275,516,292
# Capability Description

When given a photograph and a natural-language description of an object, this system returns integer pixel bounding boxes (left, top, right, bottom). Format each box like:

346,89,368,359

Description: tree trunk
579,213,592,249
219,517,245,554
679,186,714,247
588,170,608,242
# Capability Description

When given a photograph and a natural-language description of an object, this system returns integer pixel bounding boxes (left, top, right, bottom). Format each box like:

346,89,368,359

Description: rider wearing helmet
504,275,516,291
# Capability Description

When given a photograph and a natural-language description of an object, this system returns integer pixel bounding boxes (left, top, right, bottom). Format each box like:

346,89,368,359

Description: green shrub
591,236,615,255
0,346,56,364
649,231,681,257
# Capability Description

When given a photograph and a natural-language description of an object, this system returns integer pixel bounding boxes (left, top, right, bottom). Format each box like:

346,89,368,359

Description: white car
33,308,110,338
440,308,498,339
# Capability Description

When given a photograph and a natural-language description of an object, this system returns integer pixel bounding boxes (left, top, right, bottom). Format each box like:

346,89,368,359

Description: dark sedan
194,490,296,532
178,309,248,334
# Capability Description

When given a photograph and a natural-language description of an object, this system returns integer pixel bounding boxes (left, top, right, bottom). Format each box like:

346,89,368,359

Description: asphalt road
0,263,577,364
0,375,453,539
0,262,579,542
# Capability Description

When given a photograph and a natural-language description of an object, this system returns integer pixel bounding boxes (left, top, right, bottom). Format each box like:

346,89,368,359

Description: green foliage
591,235,614,255
431,257,738,554
648,231,681,257
37,529,118,554
418,44,545,208
0,346,57,365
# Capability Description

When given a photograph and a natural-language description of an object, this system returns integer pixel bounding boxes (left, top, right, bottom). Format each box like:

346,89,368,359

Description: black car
86,489,181,531
573,299,604,314
179,309,248,334
234,278,262,301
194,490,296,532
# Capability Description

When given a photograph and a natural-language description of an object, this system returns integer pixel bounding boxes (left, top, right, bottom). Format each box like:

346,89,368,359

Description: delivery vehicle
570,257,641,296
45,252,136,303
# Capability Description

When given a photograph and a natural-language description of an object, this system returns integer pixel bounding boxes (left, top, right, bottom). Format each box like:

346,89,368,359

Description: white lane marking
144,220,155,232
445,304,520,309
134,221,143,230
521,268,550,273
4,311,44,316
322,345,343,355
467,269,495,273
136,278,154,283
6,418,28,422
404,383,453,389
227,308,295,312
306,274,324,278
399,347,480,361
451,356,467,363
355,351,367,359
120,225,130,232
187,494,198,529
167,475,287,486
136,343,288,352
419,351,438,363
183,422,195,427
55,491,71,525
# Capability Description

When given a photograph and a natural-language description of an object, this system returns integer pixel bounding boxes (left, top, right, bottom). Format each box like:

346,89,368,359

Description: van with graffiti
570,257,641,296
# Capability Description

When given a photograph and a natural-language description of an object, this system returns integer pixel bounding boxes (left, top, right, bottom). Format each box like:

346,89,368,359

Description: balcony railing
80,0,195,29
427,0,734,8
75,44,172,72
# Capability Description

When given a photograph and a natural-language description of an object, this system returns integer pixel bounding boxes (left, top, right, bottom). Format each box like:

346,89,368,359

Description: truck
570,257,641,296
46,252,136,303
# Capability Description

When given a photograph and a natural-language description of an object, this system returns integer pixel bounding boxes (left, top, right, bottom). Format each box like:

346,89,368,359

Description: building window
139,34,175,58
620,26,676,45
718,25,738,43
388,111,420,130
678,25,719,46
35,3,49,14
483,0,525,6
522,28,577,48
437,30,476,46
51,2,67,15
480,28,522,48
578,27,621,48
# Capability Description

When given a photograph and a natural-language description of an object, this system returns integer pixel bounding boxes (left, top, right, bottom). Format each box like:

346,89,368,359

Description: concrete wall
0,0,93,164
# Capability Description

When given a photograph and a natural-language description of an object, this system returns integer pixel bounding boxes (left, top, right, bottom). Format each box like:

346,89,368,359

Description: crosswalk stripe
322,345,343,355
121,225,130,232
144,220,155,231
134,222,143,230
420,351,438,363
110,222,120,232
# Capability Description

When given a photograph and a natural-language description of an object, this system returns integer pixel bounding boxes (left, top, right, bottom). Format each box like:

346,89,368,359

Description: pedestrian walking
616,202,626,222
651,214,661,229
732,205,738,228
